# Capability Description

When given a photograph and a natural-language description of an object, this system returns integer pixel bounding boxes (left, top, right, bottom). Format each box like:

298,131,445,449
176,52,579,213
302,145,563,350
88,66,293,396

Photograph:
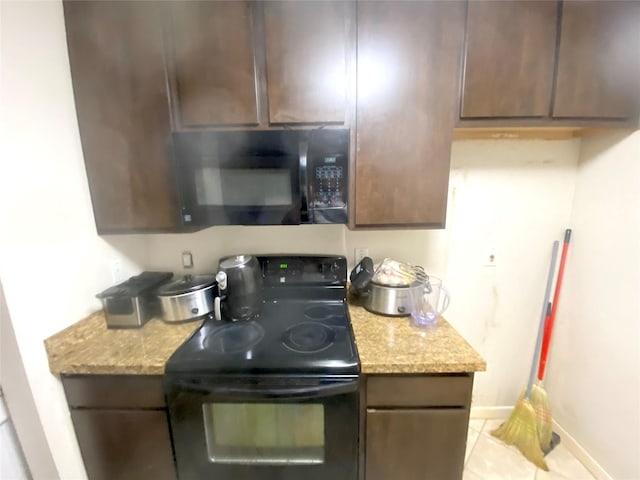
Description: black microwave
171,129,349,226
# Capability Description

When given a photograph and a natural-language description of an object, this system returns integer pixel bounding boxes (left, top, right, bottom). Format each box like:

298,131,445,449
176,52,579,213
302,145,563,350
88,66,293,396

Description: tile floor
464,419,596,480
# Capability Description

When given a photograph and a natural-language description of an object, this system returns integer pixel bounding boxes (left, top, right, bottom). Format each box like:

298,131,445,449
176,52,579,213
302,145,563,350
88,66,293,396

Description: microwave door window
195,168,293,207
195,167,223,206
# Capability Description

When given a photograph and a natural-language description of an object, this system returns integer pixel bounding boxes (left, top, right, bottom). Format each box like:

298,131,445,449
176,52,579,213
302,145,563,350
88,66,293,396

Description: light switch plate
182,251,194,269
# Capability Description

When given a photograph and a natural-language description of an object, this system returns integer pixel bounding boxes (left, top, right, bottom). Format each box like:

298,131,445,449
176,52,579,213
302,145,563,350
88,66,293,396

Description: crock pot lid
368,280,425,291
219,255,253,269
369,279,412,288
156,274,216,295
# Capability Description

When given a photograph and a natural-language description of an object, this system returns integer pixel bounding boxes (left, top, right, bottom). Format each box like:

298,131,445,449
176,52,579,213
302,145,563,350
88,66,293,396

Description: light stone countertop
44,311,199,375
45,304,486,376
348,303,486,374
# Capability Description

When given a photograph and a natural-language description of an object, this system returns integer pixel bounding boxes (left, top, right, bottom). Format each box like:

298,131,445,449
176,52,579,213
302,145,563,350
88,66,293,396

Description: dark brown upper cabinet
64,1,179,233
461,1,558,118
459,0,640,128
166,1,351,128
263,1,349,124
553,1,640,121
167,1,259,127
355,1,465,227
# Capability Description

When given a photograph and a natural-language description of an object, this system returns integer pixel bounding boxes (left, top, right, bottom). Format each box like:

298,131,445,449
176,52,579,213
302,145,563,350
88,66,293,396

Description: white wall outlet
182,251,194,269
110,259,123,283
484,248,497,267
355,247,369,265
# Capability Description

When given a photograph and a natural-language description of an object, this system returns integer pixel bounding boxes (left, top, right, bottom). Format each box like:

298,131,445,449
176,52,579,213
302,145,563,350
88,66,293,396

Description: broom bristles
491,398,549,471
530,383,553,451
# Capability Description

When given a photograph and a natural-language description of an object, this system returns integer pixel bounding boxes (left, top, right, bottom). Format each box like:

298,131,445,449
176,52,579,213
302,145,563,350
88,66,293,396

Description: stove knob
330,262,340,273
397,306,406,314
191,307,199,315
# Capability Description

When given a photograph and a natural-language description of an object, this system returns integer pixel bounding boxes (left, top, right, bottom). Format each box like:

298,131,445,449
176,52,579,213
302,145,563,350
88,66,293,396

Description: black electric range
164,255,360,480
165,255,359,376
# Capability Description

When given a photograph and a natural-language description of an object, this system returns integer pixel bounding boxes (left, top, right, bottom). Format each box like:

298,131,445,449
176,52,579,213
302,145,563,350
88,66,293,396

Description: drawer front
366,374,473,408
62,375,166,409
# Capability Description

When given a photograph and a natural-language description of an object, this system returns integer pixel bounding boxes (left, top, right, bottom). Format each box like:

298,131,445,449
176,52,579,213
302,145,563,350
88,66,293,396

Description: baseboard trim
551,420,613,480
470,405,612,480
470,406,512,419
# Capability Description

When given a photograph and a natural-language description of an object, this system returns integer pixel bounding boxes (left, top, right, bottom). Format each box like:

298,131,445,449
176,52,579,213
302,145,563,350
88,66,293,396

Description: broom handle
526,241,559,399
537,229,572,381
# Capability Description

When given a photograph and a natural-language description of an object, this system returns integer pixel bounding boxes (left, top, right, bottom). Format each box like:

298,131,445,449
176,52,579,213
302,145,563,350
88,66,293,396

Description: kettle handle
214,297,222,321
216,271,227,291
214,271,227,321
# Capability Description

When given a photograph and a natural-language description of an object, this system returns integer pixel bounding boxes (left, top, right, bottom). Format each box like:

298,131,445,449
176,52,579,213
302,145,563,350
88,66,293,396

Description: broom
491,240,559,471
532,228,572,452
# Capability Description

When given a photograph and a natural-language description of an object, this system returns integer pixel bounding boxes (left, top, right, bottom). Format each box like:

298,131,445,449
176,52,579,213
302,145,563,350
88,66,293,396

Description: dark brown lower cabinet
363,374,473,480
62,375,176,480
366,409,468,480
61,373,472,480
69,409,175,480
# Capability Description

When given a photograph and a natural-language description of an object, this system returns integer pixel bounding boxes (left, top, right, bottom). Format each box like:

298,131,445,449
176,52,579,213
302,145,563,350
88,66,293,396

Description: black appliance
171,129,350,226
165,255,359,480
217,254,263,321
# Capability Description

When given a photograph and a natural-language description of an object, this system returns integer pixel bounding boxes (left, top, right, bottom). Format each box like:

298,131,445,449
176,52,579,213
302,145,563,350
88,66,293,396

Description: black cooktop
165,256,359,376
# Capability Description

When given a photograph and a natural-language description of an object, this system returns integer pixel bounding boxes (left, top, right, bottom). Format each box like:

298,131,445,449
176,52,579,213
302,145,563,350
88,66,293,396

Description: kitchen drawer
62,375,166,409
366,374,473,408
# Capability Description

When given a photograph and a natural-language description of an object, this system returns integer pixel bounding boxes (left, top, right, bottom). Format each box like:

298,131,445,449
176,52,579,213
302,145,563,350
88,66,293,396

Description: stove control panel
260,255,347,286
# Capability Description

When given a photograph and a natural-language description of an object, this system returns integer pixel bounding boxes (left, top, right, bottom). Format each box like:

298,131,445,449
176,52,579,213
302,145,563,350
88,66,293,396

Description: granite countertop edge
44,306,487,376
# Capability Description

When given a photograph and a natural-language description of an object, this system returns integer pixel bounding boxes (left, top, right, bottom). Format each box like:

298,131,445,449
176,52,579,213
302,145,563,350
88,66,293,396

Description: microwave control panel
307,129,349,221
312,160,345,208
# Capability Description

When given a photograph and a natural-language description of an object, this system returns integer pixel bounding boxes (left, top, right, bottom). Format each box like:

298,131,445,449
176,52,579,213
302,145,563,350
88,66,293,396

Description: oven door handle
172,378,359,400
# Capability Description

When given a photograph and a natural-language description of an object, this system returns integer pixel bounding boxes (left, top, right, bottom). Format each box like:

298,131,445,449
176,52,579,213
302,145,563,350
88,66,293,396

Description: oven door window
195,168,293,207
203,403,325,465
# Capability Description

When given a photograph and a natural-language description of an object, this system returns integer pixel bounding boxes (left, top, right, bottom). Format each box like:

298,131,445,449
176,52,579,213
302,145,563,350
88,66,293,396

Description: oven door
171,130,302,226
166,375,359,480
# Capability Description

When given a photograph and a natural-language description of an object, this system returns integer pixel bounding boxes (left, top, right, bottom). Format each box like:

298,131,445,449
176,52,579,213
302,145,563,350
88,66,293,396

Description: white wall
142,224,345,275
0,389,30,480
0,2,147,478
1,279,56,479
544,131,640,480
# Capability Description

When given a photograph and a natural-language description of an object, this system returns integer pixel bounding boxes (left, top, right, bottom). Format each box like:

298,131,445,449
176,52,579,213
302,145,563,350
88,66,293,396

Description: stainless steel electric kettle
217,255,263,321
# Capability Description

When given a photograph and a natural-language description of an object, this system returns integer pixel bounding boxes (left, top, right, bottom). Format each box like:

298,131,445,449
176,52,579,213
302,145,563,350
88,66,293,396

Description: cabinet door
366,409,468,480
70,409,176,480
264,1,349,124
355,2,465,227
168,1,259,127
553,1,640,120
64,1,178,232
462,1,558,118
